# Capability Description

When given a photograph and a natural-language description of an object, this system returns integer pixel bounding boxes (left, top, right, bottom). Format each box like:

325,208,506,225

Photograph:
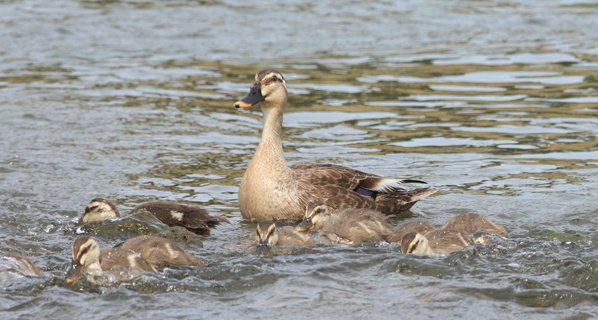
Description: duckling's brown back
387,220,436,243
322,208,392,244
276,226,315,248
120,235,203,268
440,213,507,237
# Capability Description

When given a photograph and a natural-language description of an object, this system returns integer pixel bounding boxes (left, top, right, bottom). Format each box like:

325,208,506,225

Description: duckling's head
66,236,101,285
401,231,432,255
255,221,278,257
78,198,120,226
295,201,331,232
234,69,287,109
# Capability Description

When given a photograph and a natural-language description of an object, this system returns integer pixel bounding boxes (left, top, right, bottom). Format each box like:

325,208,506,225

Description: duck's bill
255,243,272,258
65,260,83,285
295,219,312,232
234,84,265,108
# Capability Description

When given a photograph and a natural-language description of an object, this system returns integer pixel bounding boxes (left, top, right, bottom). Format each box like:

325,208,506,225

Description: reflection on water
1,0,598,318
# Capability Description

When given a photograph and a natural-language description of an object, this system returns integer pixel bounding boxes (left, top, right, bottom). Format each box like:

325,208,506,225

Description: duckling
79,198,228,236
439,213,507,237
66,236,157,285
386,219,436,243
401,229,472,256
295,201,392,245
0,255,44,281
249,221,315,257
234,69,437,221
400,214,508,256
118,235,203,268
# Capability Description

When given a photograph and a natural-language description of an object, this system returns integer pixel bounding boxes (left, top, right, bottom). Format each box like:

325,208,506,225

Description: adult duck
234,69,437,220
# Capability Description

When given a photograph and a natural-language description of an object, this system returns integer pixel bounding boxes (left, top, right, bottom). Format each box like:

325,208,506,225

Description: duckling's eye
84,205,99,214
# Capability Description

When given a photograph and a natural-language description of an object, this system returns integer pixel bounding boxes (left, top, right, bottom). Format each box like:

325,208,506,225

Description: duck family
3,68,511,287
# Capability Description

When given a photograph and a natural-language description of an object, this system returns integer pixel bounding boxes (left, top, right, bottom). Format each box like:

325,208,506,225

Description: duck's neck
253,102,288,169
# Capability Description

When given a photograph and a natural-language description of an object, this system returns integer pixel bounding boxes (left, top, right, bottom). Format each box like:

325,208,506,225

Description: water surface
1,0,598,319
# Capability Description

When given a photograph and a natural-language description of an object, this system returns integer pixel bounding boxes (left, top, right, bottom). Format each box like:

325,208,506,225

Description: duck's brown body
235,69,436,221
66,236,157,285
119,235,203,268
0,255,44,280
387,219,436,243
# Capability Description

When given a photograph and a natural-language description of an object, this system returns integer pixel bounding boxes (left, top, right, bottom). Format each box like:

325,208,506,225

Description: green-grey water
1,0,598,319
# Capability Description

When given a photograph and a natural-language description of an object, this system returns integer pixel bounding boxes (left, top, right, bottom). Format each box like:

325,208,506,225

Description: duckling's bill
65,260,84,285
235,84,265,108
295,218,313,232
255,243,272,257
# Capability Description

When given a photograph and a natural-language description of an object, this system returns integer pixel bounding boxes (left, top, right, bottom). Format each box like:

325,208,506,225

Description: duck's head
255,220,278,257
401,231,431,255
234,69,287,109
295,201,330,232
66,236,101,285
78,198,120,225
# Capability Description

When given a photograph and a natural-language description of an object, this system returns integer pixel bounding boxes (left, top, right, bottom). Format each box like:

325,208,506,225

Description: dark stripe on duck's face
409,240,420,253
401,232,417,253
84,205,99,214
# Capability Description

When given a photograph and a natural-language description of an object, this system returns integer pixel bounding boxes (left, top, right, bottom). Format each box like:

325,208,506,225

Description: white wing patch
369,178,406,193
170,210,184,221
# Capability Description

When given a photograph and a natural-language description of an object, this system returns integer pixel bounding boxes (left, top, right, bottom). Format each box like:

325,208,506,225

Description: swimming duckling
386,219,436,243
439,213,507,237
66,236,157,285
295,201,392,245
118,235,203,268
0,255,44,281
234,69,437,220
401,229,472,256
400,213,507,255
249,221,315,257
79,198,228,236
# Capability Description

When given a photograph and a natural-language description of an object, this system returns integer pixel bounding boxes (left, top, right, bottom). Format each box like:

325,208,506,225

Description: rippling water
1,0,598,319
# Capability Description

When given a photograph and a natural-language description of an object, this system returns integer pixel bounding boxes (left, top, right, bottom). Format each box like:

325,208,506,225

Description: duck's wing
387,220,436,243
440,213,507,237
291,163,428,197
425,229,473,255
131,201,229,236
99,248,157,273
299,184,436,216
276,227,315,248
120,236,203,268
323,210,392,244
